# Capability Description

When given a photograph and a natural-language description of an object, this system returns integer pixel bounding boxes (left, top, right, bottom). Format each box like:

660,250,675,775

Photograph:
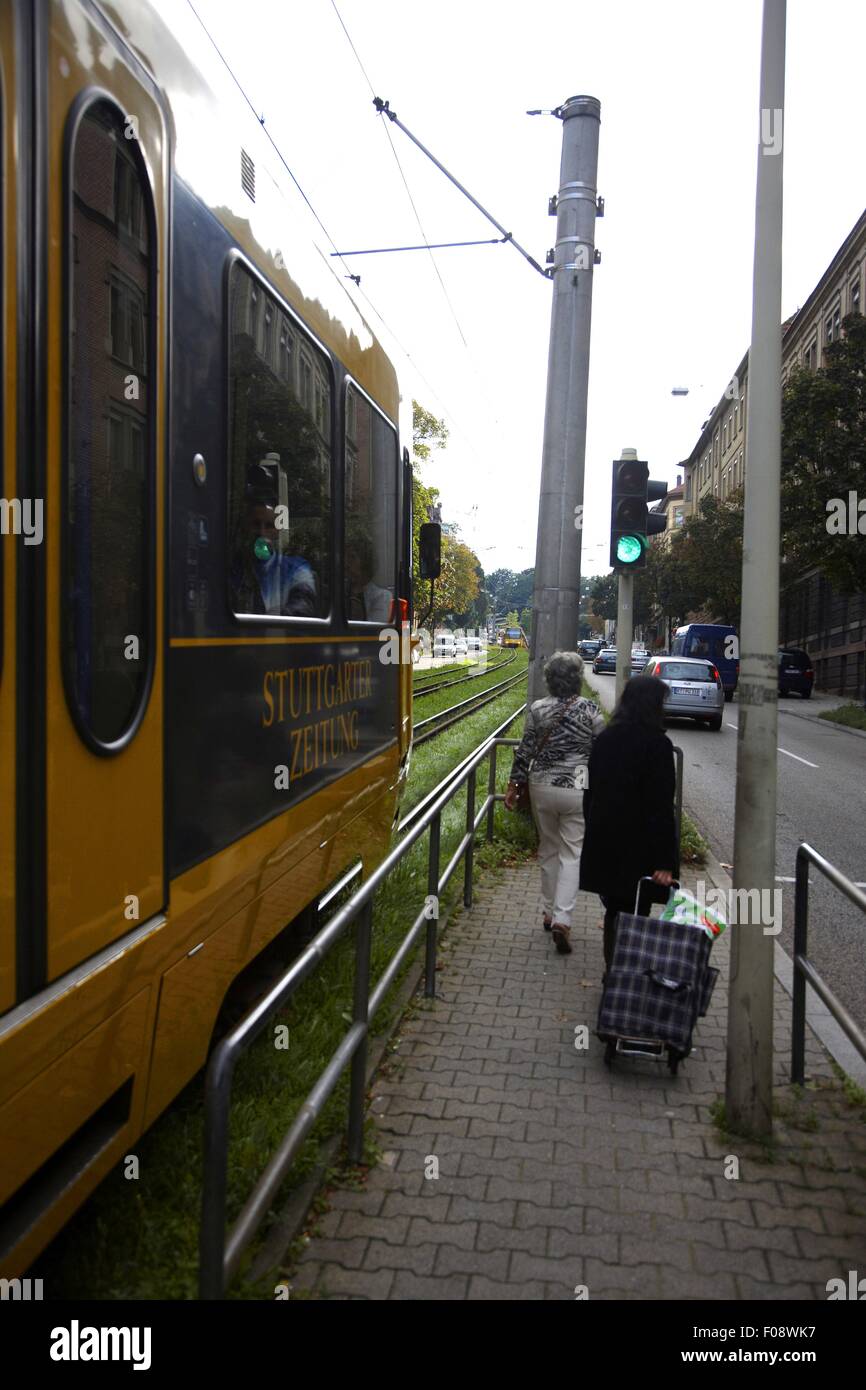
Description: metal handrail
791,842,866,1084
199,733,519,1299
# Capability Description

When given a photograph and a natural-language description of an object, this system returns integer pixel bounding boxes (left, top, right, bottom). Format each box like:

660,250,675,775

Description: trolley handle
634,876,680,917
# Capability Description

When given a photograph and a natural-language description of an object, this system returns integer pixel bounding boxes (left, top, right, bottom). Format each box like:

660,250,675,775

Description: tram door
38,4,167,984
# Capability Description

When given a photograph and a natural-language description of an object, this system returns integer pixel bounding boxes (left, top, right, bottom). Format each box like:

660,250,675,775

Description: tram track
413,651,517,699
412,669,526,745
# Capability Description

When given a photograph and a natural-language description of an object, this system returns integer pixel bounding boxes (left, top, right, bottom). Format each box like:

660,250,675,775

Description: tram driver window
228,263,331,619
345,384,397,623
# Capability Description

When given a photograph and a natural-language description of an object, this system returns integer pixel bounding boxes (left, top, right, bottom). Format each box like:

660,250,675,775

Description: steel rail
413,672,526,744
413,652,516,699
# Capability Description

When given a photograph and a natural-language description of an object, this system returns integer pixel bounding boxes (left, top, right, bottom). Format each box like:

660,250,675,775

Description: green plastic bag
659,888,727,940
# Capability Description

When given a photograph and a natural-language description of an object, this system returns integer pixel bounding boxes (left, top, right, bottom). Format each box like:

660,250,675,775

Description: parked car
643,656,724,730
670,623,739,701
778,647,814,699
579,638,603,659
454,636,468,657
466,635,484,655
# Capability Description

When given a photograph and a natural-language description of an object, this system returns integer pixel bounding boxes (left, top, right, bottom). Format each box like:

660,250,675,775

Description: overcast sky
197,0,866,577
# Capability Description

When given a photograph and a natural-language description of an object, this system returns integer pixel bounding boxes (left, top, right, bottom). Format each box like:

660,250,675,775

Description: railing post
791,846,809,1085
425,811,441,998
199,1057,232,1300
673,745,684,876
347,901,373,1164
486,742,498,842
464,768,477,908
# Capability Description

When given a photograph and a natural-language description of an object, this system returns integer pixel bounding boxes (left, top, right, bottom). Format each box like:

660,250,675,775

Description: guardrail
198,732,521,1299
791,842,866,1084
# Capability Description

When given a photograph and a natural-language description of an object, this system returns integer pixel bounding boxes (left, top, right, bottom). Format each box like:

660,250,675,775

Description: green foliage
588,573,618,621
781,313,866,594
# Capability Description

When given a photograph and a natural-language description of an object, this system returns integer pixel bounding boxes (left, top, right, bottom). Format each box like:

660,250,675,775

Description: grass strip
818,703,866,731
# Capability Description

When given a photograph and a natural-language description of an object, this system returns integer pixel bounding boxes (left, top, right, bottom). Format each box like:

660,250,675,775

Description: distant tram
501,627,526,648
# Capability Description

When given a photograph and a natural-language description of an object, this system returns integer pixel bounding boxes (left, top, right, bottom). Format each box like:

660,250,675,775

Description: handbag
508,693,581,813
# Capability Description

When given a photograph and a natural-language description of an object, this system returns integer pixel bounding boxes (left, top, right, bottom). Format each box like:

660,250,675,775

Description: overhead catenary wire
183,0,480,462
329,0,469,348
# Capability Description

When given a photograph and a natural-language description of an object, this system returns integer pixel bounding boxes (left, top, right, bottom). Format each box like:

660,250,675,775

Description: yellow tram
0,0,413,1275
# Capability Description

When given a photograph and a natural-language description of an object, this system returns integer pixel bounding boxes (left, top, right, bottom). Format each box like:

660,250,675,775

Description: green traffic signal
616,534,644,565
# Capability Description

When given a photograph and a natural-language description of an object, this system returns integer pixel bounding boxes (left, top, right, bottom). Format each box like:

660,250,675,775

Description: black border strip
15,0,47,998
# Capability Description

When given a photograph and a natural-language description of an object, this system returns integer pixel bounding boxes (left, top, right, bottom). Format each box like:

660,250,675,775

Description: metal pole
486,743,497,842
528,95,601,702
425,812,441,997
464,769,477,908
347,901,372,1164
791,847,808,1086
615,570,634,705
726,0,786,1139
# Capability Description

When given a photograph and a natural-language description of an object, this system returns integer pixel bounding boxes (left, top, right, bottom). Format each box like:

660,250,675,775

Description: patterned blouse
509,695,606,790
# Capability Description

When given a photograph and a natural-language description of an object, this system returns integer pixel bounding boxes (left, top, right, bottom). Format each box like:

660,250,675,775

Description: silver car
642,656,724,730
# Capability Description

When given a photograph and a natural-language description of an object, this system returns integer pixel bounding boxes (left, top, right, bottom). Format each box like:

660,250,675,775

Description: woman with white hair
505,651,605,954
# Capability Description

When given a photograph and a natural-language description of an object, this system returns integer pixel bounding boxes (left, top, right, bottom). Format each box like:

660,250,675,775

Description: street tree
781,311,866,593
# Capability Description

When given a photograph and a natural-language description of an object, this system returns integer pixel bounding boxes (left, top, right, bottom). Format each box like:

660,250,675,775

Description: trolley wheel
667,1051,681,1075
604,1041,615,1069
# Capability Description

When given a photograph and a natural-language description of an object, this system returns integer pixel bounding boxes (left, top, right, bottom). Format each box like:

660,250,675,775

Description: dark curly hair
610,675,667,731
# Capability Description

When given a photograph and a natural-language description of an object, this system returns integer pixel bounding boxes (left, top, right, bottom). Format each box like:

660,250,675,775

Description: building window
345,383,397,623
114,145,144,240
109,273,146,372
804,338,817,370
825,303,841,344
227,261,332,619
66,99,154,746
850,275,861,315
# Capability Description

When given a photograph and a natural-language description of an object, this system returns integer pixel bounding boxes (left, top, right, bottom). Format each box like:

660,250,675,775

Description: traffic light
609,458,668,570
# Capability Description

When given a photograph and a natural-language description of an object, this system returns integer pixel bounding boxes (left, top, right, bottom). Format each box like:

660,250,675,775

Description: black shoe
551,925,572,955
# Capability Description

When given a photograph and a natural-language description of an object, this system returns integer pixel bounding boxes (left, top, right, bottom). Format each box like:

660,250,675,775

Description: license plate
672,686,694,695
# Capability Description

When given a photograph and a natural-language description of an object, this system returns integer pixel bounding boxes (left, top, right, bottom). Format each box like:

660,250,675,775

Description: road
586,672,866,1031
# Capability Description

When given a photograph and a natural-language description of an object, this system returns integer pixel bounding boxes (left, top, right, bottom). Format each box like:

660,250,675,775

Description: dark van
670,624,739,701
778,648,814,699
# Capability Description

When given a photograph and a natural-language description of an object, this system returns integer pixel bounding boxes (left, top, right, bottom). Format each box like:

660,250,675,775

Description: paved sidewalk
290,862,866,1300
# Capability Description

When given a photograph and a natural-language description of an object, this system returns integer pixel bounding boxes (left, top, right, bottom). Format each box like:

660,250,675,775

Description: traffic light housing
609,459,668,570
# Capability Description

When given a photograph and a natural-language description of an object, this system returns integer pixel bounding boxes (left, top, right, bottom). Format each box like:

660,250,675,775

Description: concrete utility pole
528,96,601,702
726,0,786,1139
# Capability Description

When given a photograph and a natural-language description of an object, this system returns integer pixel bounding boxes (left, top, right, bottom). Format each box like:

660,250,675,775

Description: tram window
345,384,397,624
228,262,331,619
65,100,153,745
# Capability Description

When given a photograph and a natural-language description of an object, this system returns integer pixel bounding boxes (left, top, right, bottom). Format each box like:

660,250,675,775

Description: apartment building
679,207,866,698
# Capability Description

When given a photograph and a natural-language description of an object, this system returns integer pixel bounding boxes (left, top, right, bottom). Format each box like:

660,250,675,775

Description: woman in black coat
579,676,678,973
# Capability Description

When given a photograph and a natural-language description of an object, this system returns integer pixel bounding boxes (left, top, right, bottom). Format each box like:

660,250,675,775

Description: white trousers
530,780,585,929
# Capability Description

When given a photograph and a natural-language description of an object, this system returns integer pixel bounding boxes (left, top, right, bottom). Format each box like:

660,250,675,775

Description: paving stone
448,1195,516,1226
476,1221,548,1256
734,1274,820,1301
434,1244,509,1281
389,1271,470,1300
467,1276,548,1300
753,1199,826,1234
363,1240,438,1275
318,1266,395,1300
380,1191,452,1221
335,1212,410,1243
408,1215,478,1250
585,1260,663,1297
509,1250,583,1289
767,1248,846,1286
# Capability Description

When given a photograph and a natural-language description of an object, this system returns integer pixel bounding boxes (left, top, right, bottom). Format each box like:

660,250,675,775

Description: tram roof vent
241,149,256,203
